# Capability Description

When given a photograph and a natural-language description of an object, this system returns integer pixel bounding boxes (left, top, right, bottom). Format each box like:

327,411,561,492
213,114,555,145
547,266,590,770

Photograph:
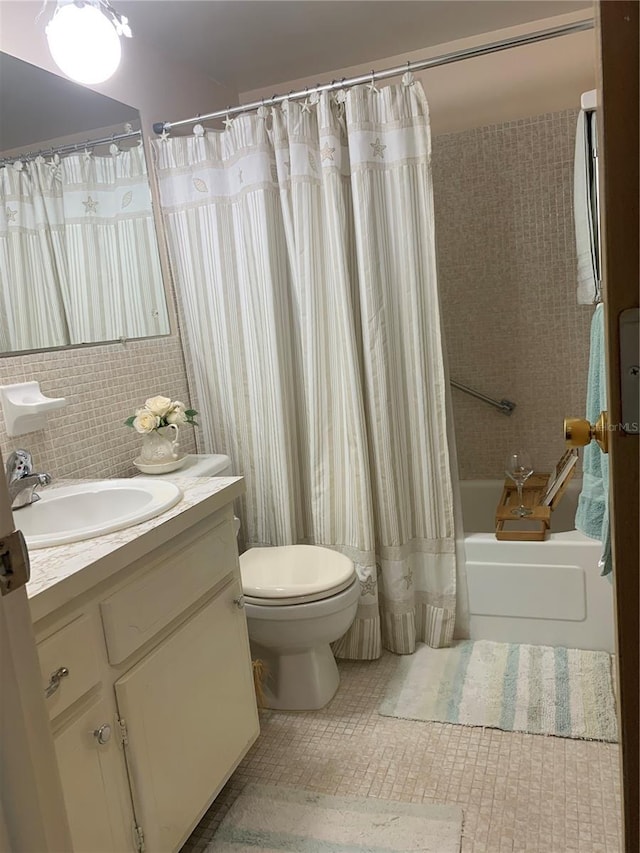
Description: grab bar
450,380,516,416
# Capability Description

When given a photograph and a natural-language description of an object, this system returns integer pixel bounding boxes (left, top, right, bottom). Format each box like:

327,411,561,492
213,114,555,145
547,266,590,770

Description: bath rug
206,783,463,852
379,640,617,742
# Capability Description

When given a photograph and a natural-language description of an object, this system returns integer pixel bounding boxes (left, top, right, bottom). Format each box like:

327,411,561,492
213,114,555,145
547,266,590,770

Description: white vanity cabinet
52,695,133,853
31,493,259,853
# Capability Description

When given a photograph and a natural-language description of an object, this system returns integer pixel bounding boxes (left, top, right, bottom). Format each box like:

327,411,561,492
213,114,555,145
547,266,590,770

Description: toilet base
250,642,340,711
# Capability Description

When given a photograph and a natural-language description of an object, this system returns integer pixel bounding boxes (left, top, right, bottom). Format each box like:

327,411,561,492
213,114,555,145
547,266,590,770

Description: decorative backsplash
0,336,197,481
433,108,592,480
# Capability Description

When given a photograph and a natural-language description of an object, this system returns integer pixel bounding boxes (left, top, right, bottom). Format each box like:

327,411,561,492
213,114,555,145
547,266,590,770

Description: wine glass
505,451,534,517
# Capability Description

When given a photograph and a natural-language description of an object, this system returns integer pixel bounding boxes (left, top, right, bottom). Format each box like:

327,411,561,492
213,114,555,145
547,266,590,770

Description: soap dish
133,455,187,475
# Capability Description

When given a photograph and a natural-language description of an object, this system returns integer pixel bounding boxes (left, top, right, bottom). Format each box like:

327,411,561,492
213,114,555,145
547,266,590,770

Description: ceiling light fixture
45,0,132,85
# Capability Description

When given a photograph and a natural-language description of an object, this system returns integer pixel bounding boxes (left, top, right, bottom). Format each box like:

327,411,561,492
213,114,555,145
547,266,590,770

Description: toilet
240,544,359,710
150,454,359,711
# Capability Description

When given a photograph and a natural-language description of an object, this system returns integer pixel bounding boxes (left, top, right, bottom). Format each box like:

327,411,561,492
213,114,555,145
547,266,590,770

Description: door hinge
117,716,129,747
134,824,145,852
0,529,30,596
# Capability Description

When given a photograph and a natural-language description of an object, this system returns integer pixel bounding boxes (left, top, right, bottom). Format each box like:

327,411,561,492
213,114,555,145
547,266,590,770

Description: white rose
133,408,160,434
144,395,173,417
166,407,187,425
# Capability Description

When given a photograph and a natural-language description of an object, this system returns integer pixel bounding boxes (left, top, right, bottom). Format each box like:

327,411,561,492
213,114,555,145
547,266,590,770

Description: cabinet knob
45,666,69,698
233,595,245,609
93,724,112,745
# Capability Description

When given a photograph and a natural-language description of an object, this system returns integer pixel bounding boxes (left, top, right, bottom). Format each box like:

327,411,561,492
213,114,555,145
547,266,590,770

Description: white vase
139,425,180,465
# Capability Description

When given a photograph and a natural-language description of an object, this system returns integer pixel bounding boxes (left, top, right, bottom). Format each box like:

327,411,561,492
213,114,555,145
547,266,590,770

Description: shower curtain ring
403,61,415,87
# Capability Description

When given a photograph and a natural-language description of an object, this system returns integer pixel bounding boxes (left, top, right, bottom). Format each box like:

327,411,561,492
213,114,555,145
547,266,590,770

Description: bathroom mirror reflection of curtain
0,52,170,354
0,150,170,351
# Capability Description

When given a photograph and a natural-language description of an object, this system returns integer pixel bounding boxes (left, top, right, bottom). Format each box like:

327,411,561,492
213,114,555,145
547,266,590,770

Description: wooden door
597,2,639,850
0,451,72,851
114,577,259,852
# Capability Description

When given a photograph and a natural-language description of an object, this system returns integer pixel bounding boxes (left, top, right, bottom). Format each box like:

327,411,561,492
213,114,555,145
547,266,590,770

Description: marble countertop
26,475,245,624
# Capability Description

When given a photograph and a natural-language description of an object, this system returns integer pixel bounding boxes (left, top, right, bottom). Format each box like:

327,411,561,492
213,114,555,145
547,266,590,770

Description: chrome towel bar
450,380,516,416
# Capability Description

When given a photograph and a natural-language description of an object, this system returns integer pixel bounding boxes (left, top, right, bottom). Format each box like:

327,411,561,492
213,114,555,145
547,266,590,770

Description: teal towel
575,304,611,575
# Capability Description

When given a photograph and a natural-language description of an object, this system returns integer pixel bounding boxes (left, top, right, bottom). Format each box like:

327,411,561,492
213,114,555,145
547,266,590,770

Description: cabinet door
54,697,134,852
115,578,259,853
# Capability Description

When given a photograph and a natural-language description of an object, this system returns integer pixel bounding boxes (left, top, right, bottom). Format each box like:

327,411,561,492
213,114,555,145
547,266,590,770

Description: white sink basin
17,479,183,549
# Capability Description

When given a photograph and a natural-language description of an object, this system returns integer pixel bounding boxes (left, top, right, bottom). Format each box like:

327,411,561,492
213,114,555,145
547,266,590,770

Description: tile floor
181,652,622,853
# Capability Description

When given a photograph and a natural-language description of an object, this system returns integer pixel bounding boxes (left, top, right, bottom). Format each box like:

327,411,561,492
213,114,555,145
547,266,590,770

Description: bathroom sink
16,479,183,549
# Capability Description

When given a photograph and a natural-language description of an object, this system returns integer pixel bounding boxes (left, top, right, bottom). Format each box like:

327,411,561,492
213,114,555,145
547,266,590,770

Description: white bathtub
460,479,615,652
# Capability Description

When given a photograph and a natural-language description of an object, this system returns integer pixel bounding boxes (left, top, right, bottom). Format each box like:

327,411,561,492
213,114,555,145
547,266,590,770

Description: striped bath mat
379,640,617,742
207,784,463,852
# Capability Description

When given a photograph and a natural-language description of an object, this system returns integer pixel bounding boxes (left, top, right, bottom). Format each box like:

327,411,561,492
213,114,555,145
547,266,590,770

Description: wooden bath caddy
495,450,578,541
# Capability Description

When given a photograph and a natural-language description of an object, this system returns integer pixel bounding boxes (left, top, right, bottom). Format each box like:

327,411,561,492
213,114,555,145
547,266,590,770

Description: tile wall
433,108,593,480
0,335,197,480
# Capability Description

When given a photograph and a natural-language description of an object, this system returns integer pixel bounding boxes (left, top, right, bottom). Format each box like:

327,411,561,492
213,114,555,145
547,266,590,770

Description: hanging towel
574,110,601,304
575,304,611,575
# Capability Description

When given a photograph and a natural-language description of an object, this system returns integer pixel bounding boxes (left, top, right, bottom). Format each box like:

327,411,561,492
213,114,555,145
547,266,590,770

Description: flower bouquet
126,395,198,471
125,395,198,433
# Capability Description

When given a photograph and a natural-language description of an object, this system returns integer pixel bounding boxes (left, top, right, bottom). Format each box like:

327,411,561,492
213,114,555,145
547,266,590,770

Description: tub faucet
6,449,52,509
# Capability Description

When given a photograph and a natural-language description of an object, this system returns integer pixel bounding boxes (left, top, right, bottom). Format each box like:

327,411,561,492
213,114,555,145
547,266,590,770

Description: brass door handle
564,411,609,453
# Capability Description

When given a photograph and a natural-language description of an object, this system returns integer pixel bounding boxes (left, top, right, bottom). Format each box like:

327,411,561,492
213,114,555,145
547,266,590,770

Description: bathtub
460,479,615,652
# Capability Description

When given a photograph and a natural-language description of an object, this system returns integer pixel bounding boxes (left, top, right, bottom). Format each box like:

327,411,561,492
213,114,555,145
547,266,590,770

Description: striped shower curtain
154,78,456,658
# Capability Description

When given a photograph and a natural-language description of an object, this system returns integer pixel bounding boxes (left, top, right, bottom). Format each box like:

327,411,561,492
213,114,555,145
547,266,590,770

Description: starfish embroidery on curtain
360,575,377,597
223,116,234,130
82,196,98,214
308,152,318,173
158,129,170,142
5,206,17,223
301,98,312,114
402,567,413,589
320,143,335,162
370,138,387,158
82,149,93,162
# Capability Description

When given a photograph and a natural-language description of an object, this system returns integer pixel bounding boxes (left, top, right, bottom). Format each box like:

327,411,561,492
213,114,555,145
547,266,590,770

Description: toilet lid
240,545,355,603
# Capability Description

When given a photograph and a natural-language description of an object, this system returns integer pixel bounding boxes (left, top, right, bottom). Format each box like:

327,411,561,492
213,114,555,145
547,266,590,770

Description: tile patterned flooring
182,652,622,853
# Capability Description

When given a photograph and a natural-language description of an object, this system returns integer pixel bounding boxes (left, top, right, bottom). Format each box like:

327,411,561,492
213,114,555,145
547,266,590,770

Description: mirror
0,52,170,354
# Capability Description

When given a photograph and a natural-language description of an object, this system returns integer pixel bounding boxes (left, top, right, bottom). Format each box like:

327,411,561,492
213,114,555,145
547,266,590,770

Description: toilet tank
136,454,233,478
177,454,233,477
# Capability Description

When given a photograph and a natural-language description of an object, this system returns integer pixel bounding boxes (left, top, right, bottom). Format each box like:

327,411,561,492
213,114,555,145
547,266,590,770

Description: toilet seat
240,545,357,606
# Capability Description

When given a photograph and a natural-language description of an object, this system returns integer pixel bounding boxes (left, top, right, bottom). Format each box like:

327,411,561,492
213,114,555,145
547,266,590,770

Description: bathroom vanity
26,476,259,853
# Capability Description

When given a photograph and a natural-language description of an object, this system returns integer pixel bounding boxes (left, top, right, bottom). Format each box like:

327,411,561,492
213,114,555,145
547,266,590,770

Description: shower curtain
154,79,456,658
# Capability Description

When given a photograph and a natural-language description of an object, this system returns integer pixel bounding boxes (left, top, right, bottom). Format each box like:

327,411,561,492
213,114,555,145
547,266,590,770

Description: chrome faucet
6,450,52,509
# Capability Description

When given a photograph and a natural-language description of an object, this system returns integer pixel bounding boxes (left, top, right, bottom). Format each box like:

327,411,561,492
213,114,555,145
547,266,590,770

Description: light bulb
46,2,122,85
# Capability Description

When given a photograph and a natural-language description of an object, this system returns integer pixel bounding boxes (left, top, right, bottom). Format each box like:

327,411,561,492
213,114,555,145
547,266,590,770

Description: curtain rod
153,18,593,135
0,129,141,167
